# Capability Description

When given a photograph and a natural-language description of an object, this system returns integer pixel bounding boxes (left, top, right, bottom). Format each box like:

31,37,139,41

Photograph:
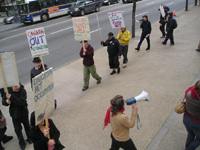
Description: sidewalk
1,6,200,150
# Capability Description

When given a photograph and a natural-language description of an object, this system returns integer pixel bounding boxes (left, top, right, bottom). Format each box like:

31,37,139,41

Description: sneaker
0,147,5,150
169,43,175,46
117,67,120,74
160,36,165,38
25,139,32,144
97,78,102,84
146,48,150,50
82,86,88,91
110,71,116,75
162,42,166,45
196,49,200,51
135,48,139,51
20,144,26,150
122,64,126,68
2,136,13,144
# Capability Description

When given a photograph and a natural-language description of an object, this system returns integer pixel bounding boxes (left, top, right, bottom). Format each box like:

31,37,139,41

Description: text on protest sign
108,11,125,29
72,16,91,41
160,5,165,18
33,68,54,125
0,52,19,88
26,27,49,57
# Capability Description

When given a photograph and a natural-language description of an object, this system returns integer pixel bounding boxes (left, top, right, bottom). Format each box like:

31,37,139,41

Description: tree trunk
132,0,136,38
185,0,188,11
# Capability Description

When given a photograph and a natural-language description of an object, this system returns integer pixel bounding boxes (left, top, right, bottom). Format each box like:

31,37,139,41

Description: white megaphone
126,91,150,105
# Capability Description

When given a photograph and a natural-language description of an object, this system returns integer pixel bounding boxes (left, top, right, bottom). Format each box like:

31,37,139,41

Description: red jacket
80,44,94,66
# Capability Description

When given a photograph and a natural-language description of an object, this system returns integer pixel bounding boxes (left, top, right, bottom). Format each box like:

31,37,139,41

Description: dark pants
0,126,8,148
109,55,119,69
120,45,128,64
163,31,174,44
183,114,200,150
137,32,150,50
160,23,166,37
110,133,137,150
12,116,31,147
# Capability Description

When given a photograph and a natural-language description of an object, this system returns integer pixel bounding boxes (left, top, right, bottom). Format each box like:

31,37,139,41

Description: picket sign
108,11,125,29
0,56,8,94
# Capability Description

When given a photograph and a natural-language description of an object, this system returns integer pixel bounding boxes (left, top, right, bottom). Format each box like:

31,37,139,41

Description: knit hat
32,57,41,63
108,32,114,36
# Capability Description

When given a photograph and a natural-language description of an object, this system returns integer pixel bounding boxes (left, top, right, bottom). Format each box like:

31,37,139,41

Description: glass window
29,1,40,12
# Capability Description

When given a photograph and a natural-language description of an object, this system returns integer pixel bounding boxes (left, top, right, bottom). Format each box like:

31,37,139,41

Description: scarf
185,86,200,100
103,106,125,130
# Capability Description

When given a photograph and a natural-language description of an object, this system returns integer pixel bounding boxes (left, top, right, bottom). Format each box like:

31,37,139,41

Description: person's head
11,85,20,92
108,32,114,40
110,95,125,115
194,80,200,92
121,27,126,33
32,57,41,69
81,40,88,48
142,15,148,21
168,12,173,18
30,111,45,128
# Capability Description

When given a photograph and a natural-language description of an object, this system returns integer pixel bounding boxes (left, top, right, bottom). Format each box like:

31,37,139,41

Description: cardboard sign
26,27,49,57
0,52,19,88
108,11,125,29
160,5,165,18
72,16,91,41
33,68,54,125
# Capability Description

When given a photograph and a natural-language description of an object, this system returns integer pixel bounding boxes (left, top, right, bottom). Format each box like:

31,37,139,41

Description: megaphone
126,91,150,105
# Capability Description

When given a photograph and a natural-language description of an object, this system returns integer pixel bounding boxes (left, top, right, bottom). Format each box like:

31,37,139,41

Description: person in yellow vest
117,27,130,68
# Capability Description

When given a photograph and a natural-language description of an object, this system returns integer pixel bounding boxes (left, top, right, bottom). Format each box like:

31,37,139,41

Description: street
0,0,194,84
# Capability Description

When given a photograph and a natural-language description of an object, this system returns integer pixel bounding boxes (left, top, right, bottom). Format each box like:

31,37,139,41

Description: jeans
137,32,150,50
83,65,101,87
120,45,128,64
163,30,174,44
110,133,137,150
12,116,31,147
183,114,200,150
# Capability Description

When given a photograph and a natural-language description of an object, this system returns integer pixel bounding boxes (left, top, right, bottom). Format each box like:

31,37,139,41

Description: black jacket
2,85,29,119
30,65,48,88
30,119,65,150
141,20,152,34
166,16,174,33
159,6,170,24
102,37,121,56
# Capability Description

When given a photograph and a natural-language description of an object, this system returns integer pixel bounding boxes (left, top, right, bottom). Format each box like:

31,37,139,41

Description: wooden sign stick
96,14,102,41
40,56,45,71
0,55,9,95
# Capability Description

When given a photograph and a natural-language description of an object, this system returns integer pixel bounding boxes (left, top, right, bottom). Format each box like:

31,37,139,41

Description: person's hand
132,104,138,111
121,38,124,41
83,52,86,56
148,34,150,37
118,56,121,59
0,117,5,122
6,99,11,105
101,40,103,43
119,35,121,38
160,24,162,26
140,20,143,24
48,139,55,146
43,127,49,137
6,94,11,99
83,48,86,53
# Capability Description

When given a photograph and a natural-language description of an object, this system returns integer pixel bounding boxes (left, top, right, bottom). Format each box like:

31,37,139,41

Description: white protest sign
26,27,49,57
108,11,125,29
160,5,165,18
33,68,54,125
72,16,91,41
0,52,19,88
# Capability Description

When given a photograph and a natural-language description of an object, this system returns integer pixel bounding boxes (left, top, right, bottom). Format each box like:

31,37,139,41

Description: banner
108,11,125,29
0,52,19,88
160,5,165,18
72,16,91,41
33,68,54,125
26,27,49,57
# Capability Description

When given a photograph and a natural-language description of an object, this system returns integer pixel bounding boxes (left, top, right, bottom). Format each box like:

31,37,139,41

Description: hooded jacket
2,85,29,119
166,13,174,32
102,37,121,56
117,30,131,45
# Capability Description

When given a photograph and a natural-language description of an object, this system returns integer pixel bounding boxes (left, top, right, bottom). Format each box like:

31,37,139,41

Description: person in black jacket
162,12,175,45
135,15,152,51
30,112,65,150
158,5,170,38
2,84,32,150
30,57,57,109
101,32,121,75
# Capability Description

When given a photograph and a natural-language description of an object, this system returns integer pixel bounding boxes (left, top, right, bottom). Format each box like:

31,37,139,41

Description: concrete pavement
1,5,200,150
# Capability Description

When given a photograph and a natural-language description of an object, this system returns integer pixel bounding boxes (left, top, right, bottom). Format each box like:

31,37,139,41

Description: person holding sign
117,27,131,68
101,32,121,75
30,112,65,150
135,15,152,51
80,41,102,91
2,84,32,150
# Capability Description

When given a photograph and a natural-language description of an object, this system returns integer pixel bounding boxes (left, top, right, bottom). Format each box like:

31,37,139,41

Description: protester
117,27,131,68
79,41,102,91
162,12,175,45
183,80,200,150
30,57,57,109
0,110,13,150
101,32,121,75
30,112,65,150
5,8,9,17
2,84,32,150
196,40,200,51
158,5,170,38
103,95,138,150
135,15,151,51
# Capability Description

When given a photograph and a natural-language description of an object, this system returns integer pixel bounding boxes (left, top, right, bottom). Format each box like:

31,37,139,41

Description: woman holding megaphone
103,95,138,150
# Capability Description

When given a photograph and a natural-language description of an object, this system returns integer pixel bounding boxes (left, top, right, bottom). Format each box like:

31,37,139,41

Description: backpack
173,19,177,29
